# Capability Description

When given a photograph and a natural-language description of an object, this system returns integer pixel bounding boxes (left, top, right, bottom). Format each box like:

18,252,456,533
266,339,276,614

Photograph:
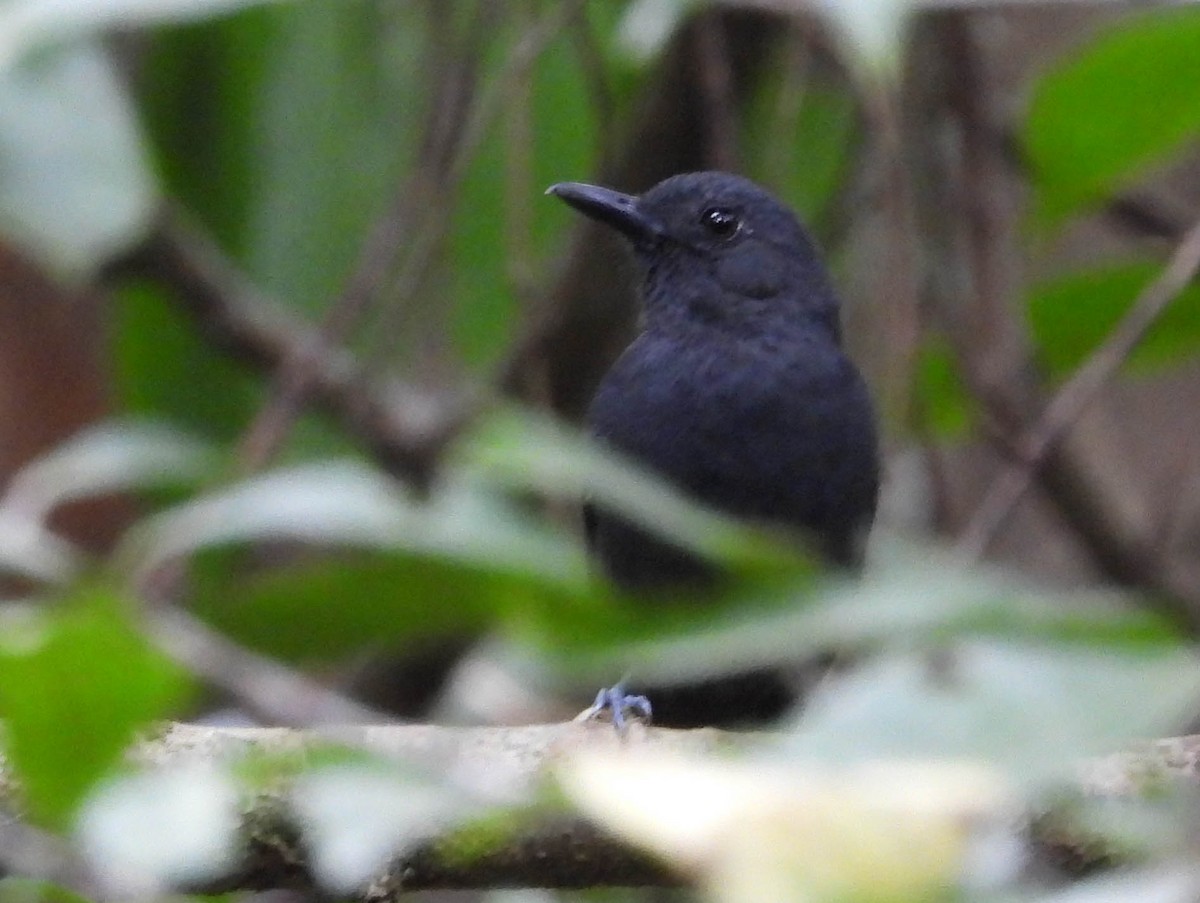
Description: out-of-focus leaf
1,420,215,521
1031,868,1200,903
0,418,215,585
191,549,588,662
521,536,1178,686
189,407,812,664
0,878,92,903
1025,8,1200,229
133,3,425,458
780,91,858,228
778,640,1200,785
136,11,273,253
113,282,264,439
1028,263,1200,379
616,0,694,62
122,460,587,587
75,765,240,892
238,2,415,315
0,0,289,67
139,2,420,319
0,591,193,828
741,50,859,230
914,337,975,439
452,5,611,371
816,0,916,81
0,516,81,583
292,764,474,894
560,750,1015,903
147,455,613,659
456,408,803,577
0,43,156,278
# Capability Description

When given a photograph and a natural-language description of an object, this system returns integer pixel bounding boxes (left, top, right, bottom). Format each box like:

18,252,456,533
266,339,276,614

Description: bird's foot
574,685,652,732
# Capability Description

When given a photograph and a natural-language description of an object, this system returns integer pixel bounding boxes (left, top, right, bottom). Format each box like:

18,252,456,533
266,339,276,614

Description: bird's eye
700,206,740,238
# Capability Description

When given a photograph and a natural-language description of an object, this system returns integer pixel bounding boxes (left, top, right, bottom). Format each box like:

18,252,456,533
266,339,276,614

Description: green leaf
0,590,193,828
0,0,293,66
743,75,859,230
2,420,215,520
1026,7,1200,229
779,640,1200,785
0,878,92,903
185,408,815,665
451,13,601,371
456,408,804,577
913,337,975,439
122,460,587,587
0,42,157,278
136,454,618,660
236,2,415,314
527,536,1179,686
1028,263,1200,379
112,281,263,439
192,548,589,661
136,8,279,253
139,2,421,316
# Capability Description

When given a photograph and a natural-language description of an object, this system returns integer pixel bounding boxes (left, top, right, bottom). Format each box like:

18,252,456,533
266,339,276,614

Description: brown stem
105,210,474,488
958,215,1200,558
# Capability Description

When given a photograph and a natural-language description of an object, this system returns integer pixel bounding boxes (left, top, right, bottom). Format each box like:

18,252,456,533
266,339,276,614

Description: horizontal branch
10,722,1193,899
134,721,721,896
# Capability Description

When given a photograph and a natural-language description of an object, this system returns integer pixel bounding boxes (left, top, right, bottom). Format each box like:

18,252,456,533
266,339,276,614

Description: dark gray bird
548,171,879,591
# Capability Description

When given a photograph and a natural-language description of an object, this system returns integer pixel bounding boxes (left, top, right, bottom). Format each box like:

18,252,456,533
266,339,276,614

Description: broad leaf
0,43,156,277
76,765,240,890
1026,8,1200,228
1,420,214,520
0,0,291,67
779,640,1200,784
0,591,193,828
1028,263,1200,379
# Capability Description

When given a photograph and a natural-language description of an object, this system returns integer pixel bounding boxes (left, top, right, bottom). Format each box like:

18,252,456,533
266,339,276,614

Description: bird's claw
574,685,653,732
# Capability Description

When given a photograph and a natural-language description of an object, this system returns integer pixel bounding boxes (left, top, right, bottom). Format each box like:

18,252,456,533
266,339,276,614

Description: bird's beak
546,182,662,244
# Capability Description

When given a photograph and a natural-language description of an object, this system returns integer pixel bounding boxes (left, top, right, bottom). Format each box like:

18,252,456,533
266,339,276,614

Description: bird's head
548,171,841,340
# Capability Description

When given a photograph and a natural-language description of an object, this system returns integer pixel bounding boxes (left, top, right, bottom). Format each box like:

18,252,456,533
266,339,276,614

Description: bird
547,171,880,724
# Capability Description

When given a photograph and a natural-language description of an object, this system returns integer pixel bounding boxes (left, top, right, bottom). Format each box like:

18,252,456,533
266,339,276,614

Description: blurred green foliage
1025,6,1200,229
3,0,1200,898
1029,263,1200,379
0,589,192,829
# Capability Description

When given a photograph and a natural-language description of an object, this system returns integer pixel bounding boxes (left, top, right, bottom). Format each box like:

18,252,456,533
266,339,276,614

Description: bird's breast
588,331,876,515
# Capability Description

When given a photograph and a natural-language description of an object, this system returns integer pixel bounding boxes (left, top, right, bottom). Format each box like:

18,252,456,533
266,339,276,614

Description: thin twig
762,23,812,193
145,606,389,728
362,0,589,370
105,210,474,486
234,5,503,472
864,83,923,430
958,215,1200,559
504,0,539,300
692,13,741,172
567,1,617,171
